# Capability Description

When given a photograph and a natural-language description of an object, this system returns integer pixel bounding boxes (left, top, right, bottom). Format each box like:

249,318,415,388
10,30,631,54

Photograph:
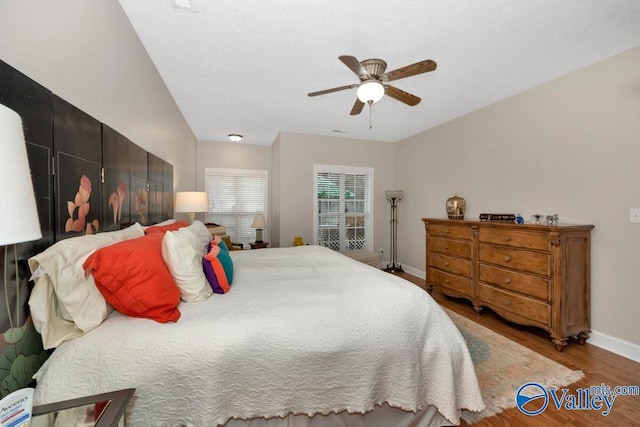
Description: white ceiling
118,0,640,146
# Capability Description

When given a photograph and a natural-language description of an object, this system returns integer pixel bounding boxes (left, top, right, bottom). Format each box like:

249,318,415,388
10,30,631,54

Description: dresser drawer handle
503,299,512,306
444,262,450,267
445,245,450,250
503,235,512,242
504,277,512,284
444,229,450,234
504,255,512,262
445,278,450,284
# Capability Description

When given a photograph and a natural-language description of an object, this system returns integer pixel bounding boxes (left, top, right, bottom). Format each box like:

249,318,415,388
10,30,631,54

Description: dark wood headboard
0,59,173,396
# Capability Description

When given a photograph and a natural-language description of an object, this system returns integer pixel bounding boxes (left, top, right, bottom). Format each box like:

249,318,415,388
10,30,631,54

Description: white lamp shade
356,80,385,104
174,191,208,213
0,104,42,245
250,214,267,229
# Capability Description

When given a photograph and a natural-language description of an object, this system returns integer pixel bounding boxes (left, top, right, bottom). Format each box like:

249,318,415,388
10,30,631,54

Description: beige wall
0,0,196,190
396,46,640,348
270,135,282,247
275,132,396,252
195,140,272,225
197,133,397,252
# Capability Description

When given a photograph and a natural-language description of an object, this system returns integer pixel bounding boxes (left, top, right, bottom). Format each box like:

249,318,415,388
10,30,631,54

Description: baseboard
588,330,640,363
400,264,425,280
399,264,640,364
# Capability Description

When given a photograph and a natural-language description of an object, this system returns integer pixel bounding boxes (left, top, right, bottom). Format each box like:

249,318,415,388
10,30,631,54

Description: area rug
444,308,584,424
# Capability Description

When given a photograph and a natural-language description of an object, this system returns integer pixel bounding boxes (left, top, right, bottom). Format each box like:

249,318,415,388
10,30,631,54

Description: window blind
204,168,267,244
314,165,373,251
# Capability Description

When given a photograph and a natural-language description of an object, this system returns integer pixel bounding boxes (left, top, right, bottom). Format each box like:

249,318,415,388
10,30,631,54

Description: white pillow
161,222,213,303
28,223,145,349
189,220,215,251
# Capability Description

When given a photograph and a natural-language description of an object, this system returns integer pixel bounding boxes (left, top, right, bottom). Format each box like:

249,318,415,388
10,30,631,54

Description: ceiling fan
308,55,437,115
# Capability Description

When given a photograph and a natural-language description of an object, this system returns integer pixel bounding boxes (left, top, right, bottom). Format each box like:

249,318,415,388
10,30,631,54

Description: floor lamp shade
175,191,208,222
0,104,42,245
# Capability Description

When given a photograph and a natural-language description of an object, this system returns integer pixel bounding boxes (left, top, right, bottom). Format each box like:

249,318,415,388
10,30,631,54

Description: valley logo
516,382,640,417
515,382,549,416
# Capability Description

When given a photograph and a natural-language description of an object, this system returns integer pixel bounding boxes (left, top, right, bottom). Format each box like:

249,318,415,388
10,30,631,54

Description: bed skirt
222,404,449,427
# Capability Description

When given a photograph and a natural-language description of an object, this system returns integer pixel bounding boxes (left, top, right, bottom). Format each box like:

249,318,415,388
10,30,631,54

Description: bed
27,222,484,426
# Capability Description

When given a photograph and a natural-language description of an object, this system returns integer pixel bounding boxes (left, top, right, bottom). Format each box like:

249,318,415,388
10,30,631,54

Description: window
204,168,268,244
314,164,373,251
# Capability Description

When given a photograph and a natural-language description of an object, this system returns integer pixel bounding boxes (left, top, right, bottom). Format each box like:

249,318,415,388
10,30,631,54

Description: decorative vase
446,193,466,220
293,236,304,246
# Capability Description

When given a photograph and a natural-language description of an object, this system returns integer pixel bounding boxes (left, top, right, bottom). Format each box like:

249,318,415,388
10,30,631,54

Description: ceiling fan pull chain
368,101,373,129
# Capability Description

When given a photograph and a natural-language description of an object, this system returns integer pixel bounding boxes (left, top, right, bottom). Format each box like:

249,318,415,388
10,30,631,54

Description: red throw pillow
83,232,181,323
144,220,189,235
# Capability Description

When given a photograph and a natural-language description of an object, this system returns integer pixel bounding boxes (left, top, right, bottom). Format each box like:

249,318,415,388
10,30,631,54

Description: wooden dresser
422,218,594,351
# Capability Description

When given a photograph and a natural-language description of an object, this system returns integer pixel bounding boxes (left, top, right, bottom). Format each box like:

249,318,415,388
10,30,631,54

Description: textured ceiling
118,0,640,146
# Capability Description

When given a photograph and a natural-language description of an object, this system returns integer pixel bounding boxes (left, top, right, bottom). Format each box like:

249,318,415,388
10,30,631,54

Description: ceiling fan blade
385,85,421,106
383,59,437,82
339,55,369,78
350,99,365,115
308,84,357,97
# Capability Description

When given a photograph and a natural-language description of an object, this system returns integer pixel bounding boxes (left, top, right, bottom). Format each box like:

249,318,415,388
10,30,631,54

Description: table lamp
0,103,42,327
250,214,267,243
175,191,208,223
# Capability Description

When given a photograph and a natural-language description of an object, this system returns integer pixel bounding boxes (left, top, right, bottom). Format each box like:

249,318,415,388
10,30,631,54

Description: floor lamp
384,190,404,273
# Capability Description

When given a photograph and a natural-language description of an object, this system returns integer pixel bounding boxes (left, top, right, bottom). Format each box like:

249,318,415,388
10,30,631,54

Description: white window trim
313,164,374,251
204,167,269,242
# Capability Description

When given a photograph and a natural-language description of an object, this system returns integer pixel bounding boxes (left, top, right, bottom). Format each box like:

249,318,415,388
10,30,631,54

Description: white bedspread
33,246,484,426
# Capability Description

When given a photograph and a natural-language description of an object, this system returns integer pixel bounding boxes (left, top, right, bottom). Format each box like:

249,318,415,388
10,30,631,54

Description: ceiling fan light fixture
356,80,384,104
228,133,243,142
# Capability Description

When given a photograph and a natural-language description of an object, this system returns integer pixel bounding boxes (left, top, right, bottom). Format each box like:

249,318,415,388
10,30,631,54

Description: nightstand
32,388,135,427
250,241,269,249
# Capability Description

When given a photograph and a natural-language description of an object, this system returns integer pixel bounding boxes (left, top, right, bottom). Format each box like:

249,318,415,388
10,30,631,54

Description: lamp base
255,228,264,243
188,212,196,223
384,263,404,273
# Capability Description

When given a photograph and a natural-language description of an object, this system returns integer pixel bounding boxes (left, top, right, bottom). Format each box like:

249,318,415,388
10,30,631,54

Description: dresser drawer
479,228,549,251
429,223,473,240
479,264,550,300
479,244,549,276
430,253,472,277
478,284,550,326
429,237,472,258
429,268,472,297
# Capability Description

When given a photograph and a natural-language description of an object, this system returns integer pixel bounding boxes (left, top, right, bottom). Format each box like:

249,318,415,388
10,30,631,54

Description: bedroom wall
275,132,396,253
197,133,397,252
195,139,273,227
0,0,196,190
396,46,640,354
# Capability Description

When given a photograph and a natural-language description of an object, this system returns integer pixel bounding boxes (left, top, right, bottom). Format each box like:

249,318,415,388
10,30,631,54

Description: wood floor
394,272,640,427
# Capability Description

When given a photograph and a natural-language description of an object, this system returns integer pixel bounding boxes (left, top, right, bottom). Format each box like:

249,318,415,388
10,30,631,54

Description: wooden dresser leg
578,331,590,345
552,338,567,352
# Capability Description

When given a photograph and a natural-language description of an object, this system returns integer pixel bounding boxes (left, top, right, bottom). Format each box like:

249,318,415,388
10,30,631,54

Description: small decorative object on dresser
479,213,516,222
422,218,594,351
250,241,269,249
445,194,466,220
